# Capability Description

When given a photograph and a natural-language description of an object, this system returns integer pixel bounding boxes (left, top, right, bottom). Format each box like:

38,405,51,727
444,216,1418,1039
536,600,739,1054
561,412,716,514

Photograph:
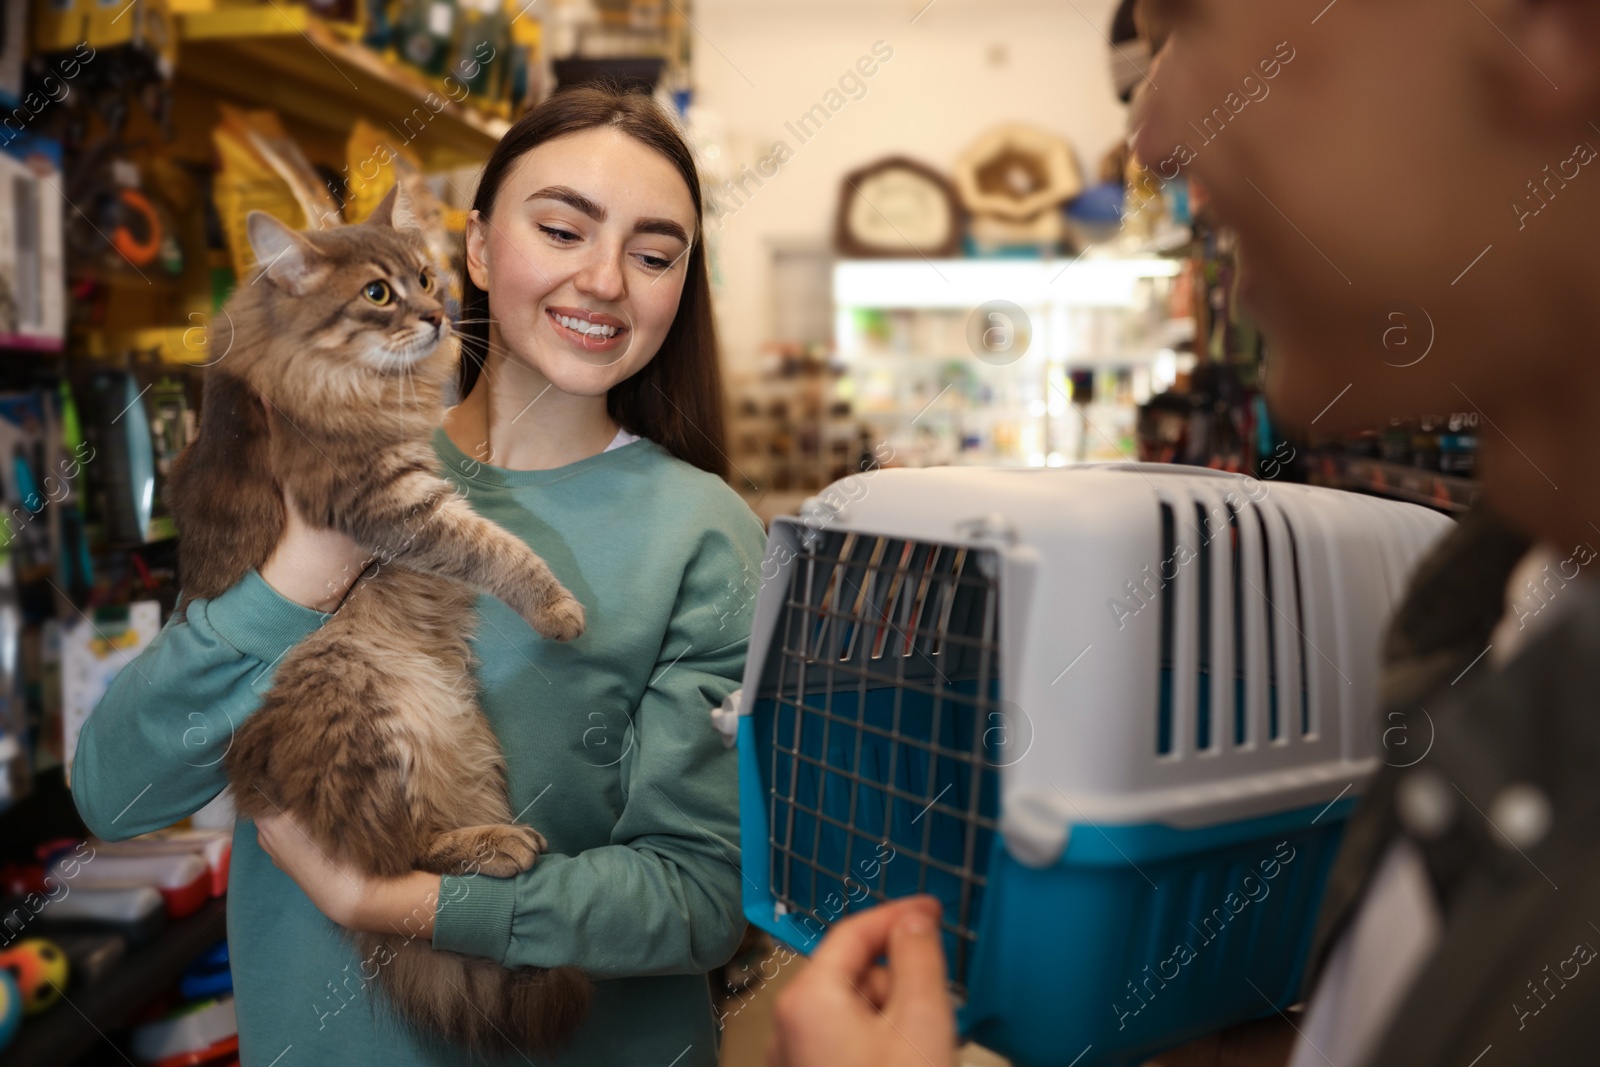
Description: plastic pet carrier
712,464,1452,1067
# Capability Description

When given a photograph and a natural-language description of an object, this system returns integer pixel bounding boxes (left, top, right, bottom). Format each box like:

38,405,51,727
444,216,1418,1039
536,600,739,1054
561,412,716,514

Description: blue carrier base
738,710,1354,1067
956,800,1352,1067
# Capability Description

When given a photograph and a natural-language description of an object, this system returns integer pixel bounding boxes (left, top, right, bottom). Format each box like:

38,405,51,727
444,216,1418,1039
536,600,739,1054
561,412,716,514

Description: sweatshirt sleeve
70,569,329,841
431,504,767,978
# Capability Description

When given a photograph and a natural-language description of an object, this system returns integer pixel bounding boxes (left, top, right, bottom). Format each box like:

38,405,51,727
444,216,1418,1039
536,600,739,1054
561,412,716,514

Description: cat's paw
425,823,547,877
531,591,586,642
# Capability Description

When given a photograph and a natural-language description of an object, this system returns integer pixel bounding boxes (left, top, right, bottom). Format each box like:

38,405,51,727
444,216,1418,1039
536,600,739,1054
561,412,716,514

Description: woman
71,85,767,1066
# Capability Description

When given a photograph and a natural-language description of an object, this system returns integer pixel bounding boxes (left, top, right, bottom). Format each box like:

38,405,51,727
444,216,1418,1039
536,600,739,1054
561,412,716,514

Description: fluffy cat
164,183,592,1056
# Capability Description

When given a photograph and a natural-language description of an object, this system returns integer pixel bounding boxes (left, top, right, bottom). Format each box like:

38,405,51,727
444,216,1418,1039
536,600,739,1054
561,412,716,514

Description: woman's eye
538,225,580,243
637,253,672,270
417,270,432,291
363,280,393,305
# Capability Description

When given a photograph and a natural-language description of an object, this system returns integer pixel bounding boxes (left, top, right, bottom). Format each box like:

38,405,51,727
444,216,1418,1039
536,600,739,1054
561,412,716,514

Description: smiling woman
70,82,768,1067
450,86,729,477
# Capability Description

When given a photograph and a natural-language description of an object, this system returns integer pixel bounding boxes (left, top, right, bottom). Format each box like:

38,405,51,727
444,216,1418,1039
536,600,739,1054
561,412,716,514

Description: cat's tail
357,930,593,1057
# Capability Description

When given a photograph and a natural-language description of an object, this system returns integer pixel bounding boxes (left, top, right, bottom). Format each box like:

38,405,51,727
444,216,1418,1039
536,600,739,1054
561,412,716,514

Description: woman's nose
573,246,625,302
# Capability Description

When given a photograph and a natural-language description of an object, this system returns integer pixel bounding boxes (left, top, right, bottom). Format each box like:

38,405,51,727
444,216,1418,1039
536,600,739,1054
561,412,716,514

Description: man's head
1131,0,1600,438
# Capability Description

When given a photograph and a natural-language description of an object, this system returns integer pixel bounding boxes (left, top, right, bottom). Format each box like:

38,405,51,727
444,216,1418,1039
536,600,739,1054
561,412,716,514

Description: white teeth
553,313,618,338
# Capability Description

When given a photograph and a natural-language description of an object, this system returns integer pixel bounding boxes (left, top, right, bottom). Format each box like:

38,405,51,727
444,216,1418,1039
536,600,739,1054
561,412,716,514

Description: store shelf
0,333,65,354
1325,455,1478,514
4,897,229,1067
174,14,508,171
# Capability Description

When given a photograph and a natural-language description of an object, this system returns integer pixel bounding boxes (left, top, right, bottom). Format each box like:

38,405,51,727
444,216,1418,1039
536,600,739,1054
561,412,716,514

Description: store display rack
3,898,228,1067
832,255,1190,468
1314,454,1479,515
174,11,509,172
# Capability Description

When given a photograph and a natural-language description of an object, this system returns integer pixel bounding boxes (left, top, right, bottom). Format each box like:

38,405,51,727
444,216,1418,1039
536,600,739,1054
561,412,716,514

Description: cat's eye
363,280,393,305
418,270,432,292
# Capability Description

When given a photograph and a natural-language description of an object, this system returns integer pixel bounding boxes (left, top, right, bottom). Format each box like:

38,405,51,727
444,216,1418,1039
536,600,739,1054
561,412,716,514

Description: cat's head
243,183,450,380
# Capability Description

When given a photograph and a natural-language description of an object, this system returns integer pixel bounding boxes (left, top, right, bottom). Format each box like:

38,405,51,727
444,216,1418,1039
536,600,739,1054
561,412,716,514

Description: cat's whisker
469,332,543,371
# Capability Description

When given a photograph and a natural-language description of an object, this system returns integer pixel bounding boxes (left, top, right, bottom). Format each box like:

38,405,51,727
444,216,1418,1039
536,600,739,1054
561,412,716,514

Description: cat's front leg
421,823,547,878
344,470,586,641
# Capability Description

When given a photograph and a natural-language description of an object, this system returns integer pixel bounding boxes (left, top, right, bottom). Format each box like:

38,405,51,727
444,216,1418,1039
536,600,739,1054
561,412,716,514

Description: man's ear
368,180,423,234
464,209,490,291
1473,0,1600,126
246,211,329,295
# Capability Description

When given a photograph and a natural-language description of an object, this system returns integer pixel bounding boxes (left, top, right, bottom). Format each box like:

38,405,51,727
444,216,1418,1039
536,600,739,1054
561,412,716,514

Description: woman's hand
255,810,442,938
258,487,375,614
255,392,374,613
768,895,958,1067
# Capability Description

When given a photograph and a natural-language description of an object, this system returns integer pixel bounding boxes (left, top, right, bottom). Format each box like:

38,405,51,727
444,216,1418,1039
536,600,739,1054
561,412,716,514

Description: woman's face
465,127,698,396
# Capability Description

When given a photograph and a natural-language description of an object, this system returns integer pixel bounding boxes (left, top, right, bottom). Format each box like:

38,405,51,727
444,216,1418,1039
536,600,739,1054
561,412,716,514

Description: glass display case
832,256,1192,468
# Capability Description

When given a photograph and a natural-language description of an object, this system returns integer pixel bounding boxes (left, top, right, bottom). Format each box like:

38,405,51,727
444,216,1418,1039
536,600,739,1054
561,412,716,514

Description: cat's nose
420,309,444,327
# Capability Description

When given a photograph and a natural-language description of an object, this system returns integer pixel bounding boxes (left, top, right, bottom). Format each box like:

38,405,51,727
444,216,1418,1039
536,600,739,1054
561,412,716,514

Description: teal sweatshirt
71,427,768,1067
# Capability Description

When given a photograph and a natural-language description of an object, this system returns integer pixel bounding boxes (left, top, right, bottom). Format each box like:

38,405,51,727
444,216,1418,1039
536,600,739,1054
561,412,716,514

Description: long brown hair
457,85,728,478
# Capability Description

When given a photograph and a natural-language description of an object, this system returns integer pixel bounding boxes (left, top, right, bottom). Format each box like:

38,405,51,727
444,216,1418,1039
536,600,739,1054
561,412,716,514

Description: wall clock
834,156,964,258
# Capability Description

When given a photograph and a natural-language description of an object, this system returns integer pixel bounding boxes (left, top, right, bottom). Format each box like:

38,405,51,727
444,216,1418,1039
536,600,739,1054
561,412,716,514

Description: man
769,0,1600,1064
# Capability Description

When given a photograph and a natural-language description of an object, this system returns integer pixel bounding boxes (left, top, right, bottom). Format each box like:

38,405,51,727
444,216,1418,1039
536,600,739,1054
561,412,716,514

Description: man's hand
768,895,958,1067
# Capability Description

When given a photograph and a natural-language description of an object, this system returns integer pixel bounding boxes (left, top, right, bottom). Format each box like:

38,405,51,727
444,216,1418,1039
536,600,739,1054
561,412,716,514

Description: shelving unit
0,9,531,1059
4,1,707,1061
1314,454,1479,514
4,898,228,1067
173,13,509,172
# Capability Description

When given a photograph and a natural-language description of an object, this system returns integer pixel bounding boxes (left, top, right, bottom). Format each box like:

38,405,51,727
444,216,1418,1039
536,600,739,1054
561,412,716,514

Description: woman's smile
544,304,630,355
463,126,696,394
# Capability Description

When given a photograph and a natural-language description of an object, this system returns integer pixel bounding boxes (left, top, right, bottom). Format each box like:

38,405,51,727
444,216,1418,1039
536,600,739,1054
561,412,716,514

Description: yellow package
33,0,91,54
85,0,137,48
212,104,340,277
342,118,424,226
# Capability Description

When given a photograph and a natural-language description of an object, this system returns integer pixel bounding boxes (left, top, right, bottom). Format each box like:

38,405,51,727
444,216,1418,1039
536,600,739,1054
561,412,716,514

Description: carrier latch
711,687,743,748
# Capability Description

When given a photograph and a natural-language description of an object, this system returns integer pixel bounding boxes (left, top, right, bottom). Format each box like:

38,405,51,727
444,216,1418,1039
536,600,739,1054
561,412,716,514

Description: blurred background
0,0,1476,1062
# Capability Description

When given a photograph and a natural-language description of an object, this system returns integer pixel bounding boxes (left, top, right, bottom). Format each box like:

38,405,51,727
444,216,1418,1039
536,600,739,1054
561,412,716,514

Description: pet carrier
713,463,1452,1067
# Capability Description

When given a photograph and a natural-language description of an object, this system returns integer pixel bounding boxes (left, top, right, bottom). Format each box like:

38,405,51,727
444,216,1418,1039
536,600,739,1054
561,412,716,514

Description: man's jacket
1302,506,1600,1063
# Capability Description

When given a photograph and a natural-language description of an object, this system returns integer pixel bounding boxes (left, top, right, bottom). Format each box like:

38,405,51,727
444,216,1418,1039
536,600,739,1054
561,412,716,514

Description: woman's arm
70,568,329,839
71,492,366,839
427,507,769,979
253,809,444,935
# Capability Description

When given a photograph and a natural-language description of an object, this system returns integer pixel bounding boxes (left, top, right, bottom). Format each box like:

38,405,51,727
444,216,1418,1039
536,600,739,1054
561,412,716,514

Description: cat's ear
246,211,330,295
369,181,423,235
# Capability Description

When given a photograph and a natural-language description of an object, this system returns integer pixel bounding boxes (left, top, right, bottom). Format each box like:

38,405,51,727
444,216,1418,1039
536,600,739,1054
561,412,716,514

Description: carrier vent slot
1279,509,1312,736
1254,505,1281,741
1228,501,1245,747
1194,502,1213,752
1157,501,1176,755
